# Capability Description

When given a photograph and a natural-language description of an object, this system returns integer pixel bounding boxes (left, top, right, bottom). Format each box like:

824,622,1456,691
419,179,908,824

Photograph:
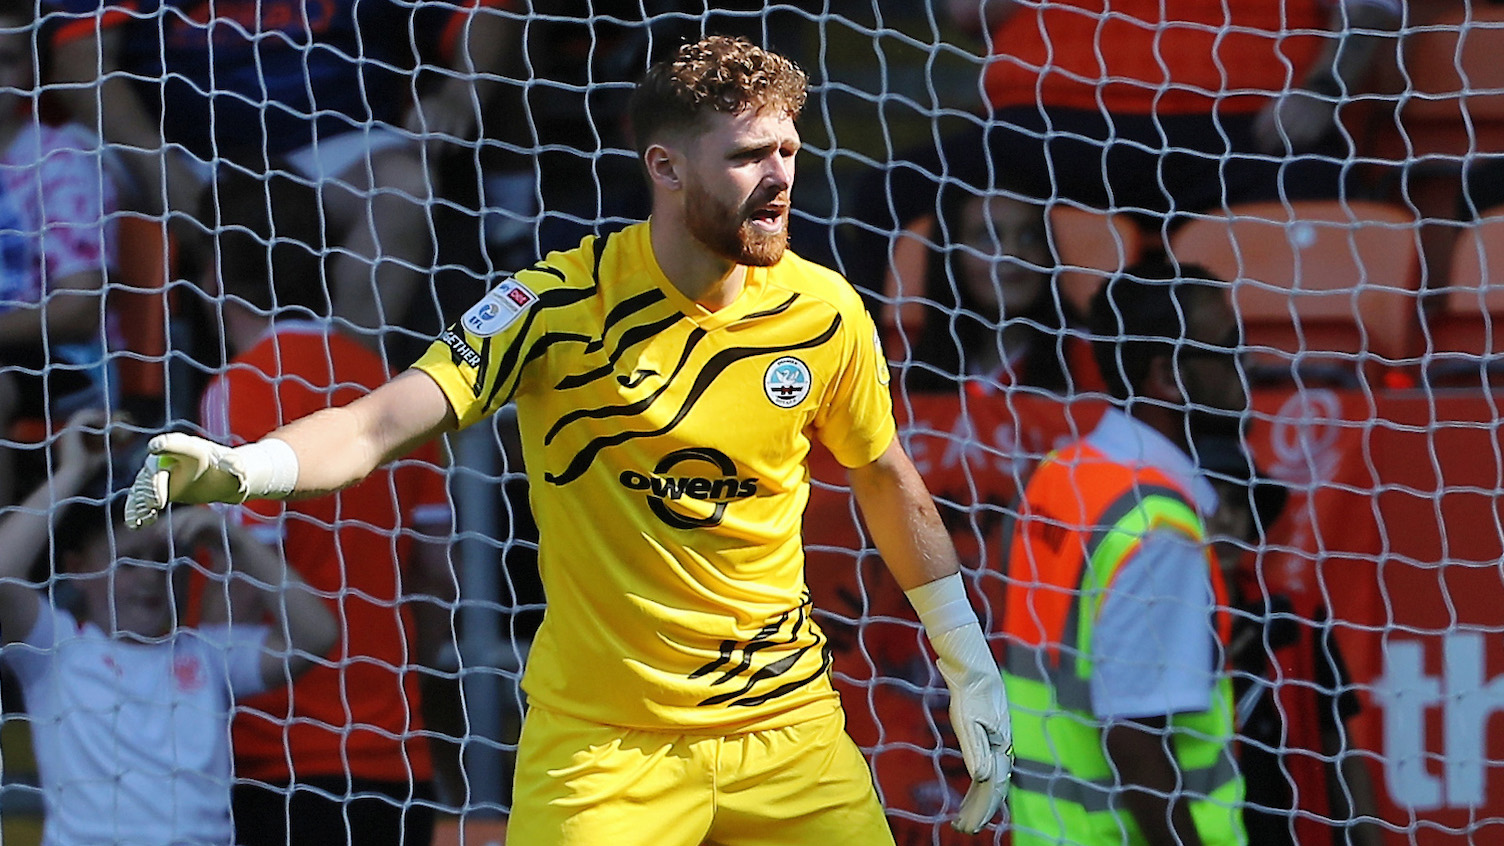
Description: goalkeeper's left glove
125,433,299,528
906,573,1013,834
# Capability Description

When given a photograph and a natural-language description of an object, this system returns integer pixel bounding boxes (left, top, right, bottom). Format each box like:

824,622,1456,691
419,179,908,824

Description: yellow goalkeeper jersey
413,221,896,733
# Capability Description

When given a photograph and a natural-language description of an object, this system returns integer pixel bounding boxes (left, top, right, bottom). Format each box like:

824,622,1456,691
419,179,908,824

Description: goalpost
1,3,1501,846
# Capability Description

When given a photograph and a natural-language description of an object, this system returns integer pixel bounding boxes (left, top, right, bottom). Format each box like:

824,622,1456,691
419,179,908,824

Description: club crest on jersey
764,356,812,408
461,278,537,337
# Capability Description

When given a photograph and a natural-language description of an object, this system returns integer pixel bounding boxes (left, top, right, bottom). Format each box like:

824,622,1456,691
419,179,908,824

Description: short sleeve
1,595,63,685
195,623,273,699
412,273,549,429
812,304,896,468
1090,529,1218,720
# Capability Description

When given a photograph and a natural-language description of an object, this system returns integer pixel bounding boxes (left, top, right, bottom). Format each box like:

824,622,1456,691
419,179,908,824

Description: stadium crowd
0,0,1492,844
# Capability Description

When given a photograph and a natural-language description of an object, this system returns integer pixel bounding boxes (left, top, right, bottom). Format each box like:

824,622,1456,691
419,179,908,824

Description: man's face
1175,291,1249,436
679,107,800,266
956,194,1050,319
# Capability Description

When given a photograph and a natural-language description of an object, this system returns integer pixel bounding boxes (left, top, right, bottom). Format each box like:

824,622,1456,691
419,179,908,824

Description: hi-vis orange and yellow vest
1002,440,1246,846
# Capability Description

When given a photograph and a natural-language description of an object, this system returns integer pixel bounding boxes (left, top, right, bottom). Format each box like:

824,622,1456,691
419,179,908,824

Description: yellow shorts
506,705,897,846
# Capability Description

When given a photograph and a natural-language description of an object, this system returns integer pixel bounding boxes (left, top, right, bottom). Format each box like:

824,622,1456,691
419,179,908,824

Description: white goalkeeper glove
906,573,1013,834
125,433,299,528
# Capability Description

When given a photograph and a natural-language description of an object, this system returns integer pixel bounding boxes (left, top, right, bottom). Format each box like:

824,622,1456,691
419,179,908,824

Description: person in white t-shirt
0,411,338,846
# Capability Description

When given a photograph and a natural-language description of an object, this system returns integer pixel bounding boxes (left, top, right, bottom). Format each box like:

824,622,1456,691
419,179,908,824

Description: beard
684,180,789,267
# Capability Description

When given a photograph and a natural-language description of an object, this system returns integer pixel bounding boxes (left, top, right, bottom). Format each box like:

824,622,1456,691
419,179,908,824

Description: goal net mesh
0,2,1497,845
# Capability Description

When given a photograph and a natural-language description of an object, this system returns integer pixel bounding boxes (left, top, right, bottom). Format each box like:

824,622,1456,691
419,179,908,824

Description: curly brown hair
627,36,807,157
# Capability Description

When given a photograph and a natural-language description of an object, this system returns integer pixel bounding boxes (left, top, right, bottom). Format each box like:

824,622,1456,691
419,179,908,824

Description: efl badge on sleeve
461,278,539,337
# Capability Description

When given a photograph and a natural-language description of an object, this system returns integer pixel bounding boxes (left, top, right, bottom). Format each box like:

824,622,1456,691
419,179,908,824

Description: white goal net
0,2,1498,845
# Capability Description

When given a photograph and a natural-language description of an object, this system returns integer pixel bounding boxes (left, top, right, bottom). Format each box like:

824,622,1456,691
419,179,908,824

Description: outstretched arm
0,412,108,644
127,369,457,527
268,369,457,498
847,437,1012,834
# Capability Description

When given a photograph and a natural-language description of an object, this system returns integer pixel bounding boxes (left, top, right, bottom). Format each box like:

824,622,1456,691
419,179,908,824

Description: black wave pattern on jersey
543,313,841,486
545,325,708,445
689,593,832,708
544,294,803,439
737,292,800,322
475,235,613,412
554,290,676,391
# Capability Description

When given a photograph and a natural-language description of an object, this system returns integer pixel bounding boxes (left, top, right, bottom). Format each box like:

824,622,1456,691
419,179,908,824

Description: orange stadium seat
1363,2,1504,164
876,204,1143,342
1170,200,1425,388
1049,204,1143,318
1428,215,1504,386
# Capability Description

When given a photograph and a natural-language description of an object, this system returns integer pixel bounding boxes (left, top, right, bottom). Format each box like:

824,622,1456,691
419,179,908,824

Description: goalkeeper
126,36,1011,845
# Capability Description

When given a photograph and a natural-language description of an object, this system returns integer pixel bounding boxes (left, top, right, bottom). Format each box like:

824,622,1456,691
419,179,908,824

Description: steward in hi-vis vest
1002,262,1251,846
1002,425,1244,846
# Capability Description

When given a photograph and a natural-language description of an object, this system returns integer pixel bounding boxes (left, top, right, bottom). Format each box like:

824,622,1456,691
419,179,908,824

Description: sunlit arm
270,369,458,500
846,437,961,590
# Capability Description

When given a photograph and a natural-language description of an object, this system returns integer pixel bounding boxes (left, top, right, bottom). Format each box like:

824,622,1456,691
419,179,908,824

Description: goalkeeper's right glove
125,433,299,528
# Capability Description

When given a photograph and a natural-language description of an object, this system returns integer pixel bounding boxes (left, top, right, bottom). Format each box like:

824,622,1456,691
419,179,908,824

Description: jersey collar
1087,407,1219,517
636,220,770,330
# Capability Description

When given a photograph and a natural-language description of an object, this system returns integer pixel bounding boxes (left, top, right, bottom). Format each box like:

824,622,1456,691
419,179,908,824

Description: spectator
999,261,1248,845
0,410,336,846
0,0,117,505
45,0,520,359
841,0,1403,297
900,186,1098,397
193,169,459,846
1197,433,1384,846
